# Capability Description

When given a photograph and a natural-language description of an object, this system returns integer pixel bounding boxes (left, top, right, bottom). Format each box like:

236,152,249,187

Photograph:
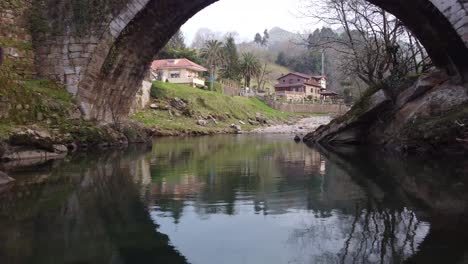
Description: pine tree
261,29,270,46
254,33,263,45
222,36,240,81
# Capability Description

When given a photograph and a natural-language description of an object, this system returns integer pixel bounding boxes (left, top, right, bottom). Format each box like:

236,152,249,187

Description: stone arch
32,0,468,121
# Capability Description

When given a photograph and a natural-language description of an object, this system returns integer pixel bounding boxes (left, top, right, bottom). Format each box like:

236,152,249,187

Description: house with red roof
275,72,327,102
151,58,207,87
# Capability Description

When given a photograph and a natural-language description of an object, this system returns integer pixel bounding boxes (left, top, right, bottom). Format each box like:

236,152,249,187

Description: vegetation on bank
132,81,300,135
0,77,143,146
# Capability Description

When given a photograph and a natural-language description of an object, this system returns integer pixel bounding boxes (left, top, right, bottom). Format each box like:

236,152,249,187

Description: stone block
69,52,81,59
69,44,84,52
64,66,76,75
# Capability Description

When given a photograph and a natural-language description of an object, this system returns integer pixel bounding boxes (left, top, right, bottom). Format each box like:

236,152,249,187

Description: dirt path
252,116,332,135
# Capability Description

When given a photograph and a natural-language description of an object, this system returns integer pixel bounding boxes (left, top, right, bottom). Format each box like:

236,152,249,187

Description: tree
156,30,202,65
261,29,270,46
302,0,431,86
276,52,288,67
240,52,261,87
201,39,225,79
254,33,263,45
166,30,186,50
192,28,220,49
221,36,240,81
256,62,272,91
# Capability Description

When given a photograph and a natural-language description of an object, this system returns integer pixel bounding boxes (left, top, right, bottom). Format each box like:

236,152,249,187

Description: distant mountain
268,27,301,43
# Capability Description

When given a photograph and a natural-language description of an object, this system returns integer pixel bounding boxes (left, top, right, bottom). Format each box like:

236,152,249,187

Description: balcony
167,77,205,87
276,91,305,97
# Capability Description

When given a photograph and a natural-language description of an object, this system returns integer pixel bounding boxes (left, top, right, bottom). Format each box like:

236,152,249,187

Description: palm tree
201,40,225,79
240,52,261,88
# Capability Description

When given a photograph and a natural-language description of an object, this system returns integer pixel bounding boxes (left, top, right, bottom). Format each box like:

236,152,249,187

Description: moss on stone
27,0,128,36
400,103,468,145
332,82,386,125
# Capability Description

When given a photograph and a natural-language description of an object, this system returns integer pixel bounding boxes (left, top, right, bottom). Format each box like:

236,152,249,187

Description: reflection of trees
313,144,468,264
289,202,426,264
340,206,421,264
147,136,334,219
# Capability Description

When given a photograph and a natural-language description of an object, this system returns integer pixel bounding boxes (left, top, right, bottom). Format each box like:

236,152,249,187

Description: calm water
1,135,468,264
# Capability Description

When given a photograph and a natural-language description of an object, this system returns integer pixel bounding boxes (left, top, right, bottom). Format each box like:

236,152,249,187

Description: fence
263,99,350,115
219,79,241,96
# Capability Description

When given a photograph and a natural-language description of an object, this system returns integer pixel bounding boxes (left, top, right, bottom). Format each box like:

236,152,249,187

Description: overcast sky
181,0,313,45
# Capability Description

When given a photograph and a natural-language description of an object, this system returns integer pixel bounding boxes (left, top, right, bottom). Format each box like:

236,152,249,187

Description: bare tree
256,62,272,91
300,0,431,86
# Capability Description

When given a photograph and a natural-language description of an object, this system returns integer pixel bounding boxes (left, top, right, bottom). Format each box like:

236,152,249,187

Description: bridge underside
30,0,468,121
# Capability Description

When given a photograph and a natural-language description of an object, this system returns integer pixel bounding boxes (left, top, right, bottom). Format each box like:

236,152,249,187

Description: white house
151,58,207,87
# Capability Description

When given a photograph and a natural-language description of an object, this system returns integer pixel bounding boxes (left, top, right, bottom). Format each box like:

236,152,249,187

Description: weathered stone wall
32,0,151,96
130,80,152,115
0,0,35,78
431,0,468,47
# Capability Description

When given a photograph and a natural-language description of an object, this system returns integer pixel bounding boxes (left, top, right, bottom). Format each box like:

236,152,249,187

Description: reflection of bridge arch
27,0,468,121
0,152,188,264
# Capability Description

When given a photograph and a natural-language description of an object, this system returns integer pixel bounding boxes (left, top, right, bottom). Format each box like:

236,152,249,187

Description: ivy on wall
28,0,129,37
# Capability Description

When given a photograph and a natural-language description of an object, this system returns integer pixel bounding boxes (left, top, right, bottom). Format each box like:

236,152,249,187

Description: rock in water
294,135,301,142
230,124,242,133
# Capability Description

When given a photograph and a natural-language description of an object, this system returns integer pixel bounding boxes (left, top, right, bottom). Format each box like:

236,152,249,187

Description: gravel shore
252,116,332,135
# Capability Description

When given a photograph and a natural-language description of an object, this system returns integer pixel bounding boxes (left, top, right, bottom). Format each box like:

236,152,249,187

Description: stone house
275,72,326,102
151,58,207,87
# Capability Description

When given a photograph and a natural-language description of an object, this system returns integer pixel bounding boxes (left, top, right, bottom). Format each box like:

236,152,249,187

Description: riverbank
131,81,309,136
0,78,152,168
303,70,468,154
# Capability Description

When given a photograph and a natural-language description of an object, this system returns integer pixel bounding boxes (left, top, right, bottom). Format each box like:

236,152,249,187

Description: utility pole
321,49,325,76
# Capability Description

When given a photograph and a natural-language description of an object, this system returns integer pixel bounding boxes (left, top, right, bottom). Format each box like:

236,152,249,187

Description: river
0,134,467,264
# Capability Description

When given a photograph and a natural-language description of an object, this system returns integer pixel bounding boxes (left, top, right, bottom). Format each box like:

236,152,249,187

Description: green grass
22,80,73,103
0,123,12,140
133,81,298,134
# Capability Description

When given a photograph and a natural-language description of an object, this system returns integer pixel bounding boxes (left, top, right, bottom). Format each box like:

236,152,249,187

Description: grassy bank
0,77,146,146
132,81,300,135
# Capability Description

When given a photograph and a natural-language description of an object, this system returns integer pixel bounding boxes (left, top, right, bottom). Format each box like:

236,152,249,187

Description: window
170,71,180,78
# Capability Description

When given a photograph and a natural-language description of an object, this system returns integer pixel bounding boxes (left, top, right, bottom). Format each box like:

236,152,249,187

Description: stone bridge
3,0,468,121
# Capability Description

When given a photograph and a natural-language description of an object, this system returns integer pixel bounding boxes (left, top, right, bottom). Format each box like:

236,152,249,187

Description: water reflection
145,135,433,264
0,135,467,264
0,150,188,264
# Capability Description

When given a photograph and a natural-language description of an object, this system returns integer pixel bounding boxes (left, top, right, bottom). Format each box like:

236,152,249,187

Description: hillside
268,27,302,43
252,63,291,92
132,81,300,136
